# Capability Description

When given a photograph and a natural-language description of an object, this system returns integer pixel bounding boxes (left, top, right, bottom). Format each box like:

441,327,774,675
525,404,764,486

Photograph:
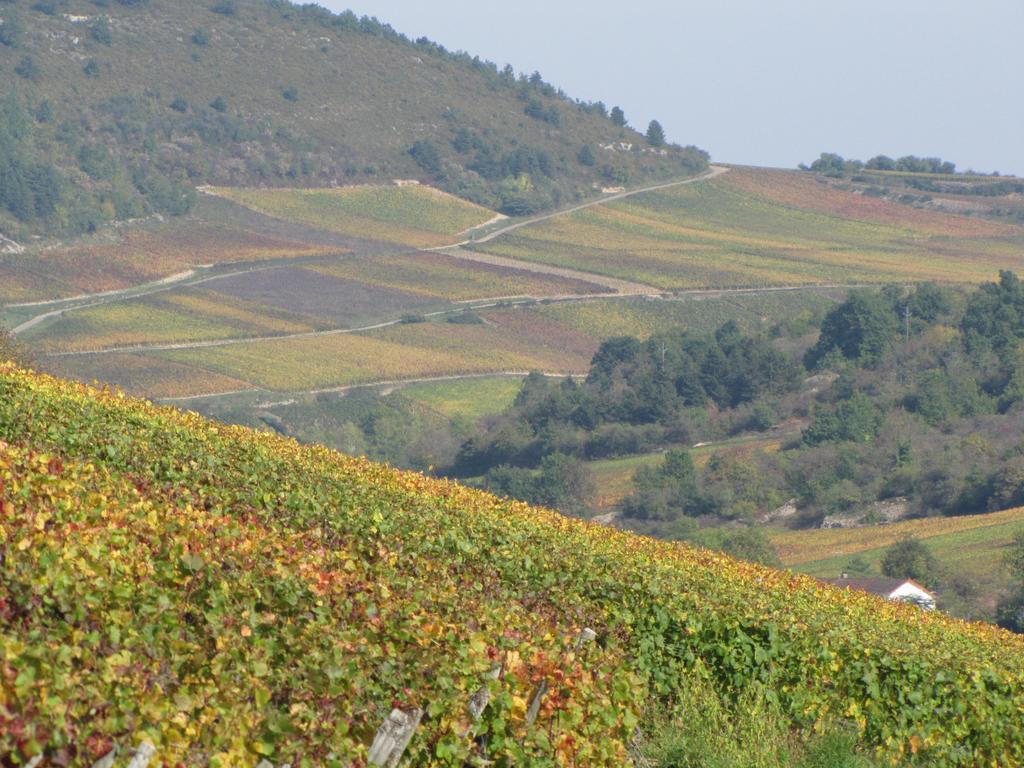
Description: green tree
646,120,666,147
610,106,626,127
880,537,938,585
409,139,442,174
0,10,24,47
805,290,900,368
0,327,30,366
577,144,595,166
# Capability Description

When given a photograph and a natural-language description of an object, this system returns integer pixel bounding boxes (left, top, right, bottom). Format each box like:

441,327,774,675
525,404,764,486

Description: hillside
0,0,706,238
2,363,1024,766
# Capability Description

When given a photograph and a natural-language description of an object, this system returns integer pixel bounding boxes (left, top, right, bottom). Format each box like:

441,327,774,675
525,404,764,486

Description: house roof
822,576,936,599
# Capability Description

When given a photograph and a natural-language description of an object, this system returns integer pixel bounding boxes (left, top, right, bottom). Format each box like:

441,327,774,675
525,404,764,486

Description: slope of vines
0,364,1022,766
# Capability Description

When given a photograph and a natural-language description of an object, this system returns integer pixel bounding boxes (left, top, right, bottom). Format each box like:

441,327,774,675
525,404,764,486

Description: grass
207,185,498,248
640,671,879,768
398,375,524,420
471,167,1024,290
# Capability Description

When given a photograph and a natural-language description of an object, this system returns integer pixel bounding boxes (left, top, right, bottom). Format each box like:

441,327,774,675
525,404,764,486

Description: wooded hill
0,0,707,237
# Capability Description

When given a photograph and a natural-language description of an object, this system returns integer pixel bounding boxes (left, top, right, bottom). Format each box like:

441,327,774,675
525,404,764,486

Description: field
535,289,839,341
0,222,334,305
773,507,1024,596
39,291,837,399
3,364,1024,766
471,167,1024,289
149,314,595,394
42,351,255,399
207,185,499,249
306,251,609,300
398,375,525,420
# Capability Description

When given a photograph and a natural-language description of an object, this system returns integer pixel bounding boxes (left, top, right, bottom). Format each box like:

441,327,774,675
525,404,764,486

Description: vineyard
2,364,1023,766
38,292,837,399
470,167,1024,290
206,185,499,249
0,223,332,305
306,252,607,301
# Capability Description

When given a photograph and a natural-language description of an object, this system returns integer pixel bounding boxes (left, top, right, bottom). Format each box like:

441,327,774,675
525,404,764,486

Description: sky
323,0,1024,176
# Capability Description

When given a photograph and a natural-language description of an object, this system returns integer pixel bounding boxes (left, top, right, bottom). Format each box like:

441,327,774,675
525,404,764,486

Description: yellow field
472,167,1024,289
773,506,1024,568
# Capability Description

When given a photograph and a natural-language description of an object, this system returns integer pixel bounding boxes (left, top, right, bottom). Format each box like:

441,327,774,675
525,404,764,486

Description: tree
0,327,30,367
610,106,626,127
996,529,1024,633
0,10,24,47
14,56,39,81
805,290,900,368
866,155,896,171
646,120,666,147
880,537,938,585
577,144,595,167
90,17,112,45
409,139,442,174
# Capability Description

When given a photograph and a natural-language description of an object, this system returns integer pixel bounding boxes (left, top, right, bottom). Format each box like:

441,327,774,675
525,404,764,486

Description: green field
398,375,524,420
471,167,1024,289
208,185,498,248
536,290,838,340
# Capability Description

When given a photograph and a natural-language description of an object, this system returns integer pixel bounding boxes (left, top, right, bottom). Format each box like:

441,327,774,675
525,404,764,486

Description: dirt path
438,164,730,248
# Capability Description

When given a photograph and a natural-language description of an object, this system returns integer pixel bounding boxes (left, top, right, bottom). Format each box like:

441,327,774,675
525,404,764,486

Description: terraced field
207,184,499,249
471,167,1024,289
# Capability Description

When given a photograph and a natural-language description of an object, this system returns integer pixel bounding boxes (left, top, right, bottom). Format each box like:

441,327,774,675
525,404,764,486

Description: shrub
282,86,299,102
90,17,112,44
191,27,209,45
211,0,236,15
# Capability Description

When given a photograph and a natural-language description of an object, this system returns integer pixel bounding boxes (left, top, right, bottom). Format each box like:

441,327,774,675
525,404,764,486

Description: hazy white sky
322,0,1024,175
